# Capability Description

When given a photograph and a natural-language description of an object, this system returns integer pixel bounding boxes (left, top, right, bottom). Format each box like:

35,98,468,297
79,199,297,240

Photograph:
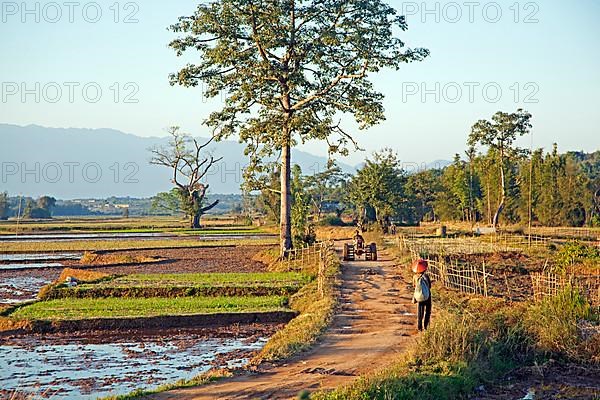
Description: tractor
343,237,377,262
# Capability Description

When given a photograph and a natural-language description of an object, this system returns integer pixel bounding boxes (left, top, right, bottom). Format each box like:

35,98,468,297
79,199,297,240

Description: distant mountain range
0,124,450,199
0,124,357,199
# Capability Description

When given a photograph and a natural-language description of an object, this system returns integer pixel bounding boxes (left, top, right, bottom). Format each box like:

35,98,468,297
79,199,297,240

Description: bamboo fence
396,233,549,257
399,236,492,296
525,227,600,241
531,272,600,307
282,242,335,299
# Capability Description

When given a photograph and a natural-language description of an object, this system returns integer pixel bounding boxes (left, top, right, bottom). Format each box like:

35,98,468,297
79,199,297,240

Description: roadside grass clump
253,249,341,363
98,369,233,400
317,285,599,400
7,295,288,320
316,293,533,400
525,285,598,361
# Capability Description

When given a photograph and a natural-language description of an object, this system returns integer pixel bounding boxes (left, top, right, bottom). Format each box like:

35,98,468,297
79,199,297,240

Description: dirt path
152,247,417,400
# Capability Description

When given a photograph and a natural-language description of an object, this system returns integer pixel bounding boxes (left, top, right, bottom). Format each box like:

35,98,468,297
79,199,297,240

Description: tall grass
526,285,596,361
317,285,600,400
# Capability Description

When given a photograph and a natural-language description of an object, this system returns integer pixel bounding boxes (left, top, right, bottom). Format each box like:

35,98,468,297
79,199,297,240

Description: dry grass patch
80,251,163,266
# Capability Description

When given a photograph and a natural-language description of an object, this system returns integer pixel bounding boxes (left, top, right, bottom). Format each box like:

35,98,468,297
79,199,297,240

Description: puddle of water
0,254,82,262
0,233,170,241
0,335,267,399
0,276,51,304
0,263,64,270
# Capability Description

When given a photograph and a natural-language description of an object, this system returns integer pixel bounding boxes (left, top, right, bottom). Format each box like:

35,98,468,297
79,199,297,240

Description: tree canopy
169,0,428,254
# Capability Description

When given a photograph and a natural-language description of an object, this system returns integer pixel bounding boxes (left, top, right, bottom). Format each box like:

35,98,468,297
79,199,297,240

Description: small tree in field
0,192,9,220
150,127,221,229
468,109,532,228
168,0,428,255
348,149,406,228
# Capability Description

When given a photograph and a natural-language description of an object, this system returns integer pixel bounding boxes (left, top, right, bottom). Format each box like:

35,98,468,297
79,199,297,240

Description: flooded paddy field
0,253,83,262
0,232,275,243
0,324,282,399
0,246,272,304
0,239,288,399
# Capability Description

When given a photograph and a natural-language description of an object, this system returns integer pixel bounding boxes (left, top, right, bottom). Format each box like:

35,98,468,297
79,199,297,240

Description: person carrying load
412,259,432,331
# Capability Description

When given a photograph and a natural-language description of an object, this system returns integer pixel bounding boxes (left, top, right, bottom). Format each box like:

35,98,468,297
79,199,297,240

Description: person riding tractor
353,230,365,249
344,229,377,261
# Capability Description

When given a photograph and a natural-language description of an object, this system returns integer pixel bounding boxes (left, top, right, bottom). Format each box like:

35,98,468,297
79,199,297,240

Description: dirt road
152,247,417,400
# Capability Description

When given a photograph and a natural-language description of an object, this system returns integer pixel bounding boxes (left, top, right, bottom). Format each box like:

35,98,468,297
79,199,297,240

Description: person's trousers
417,297,432,331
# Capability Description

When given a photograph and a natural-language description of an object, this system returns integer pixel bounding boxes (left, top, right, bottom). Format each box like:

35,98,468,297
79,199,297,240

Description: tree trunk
280,142,293,257
192,214,201,229
493,152,507,229
486,180,492,225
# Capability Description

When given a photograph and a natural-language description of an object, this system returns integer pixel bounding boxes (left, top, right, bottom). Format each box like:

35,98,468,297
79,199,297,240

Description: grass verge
315,285,599,400
97,369,233,400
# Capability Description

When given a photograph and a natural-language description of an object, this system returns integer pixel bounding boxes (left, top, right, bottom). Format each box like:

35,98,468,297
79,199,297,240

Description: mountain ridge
0,123,357,199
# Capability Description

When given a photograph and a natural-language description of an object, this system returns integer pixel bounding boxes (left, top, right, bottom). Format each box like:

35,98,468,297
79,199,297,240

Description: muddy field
0,246,272,304
0,244,286,398
473,361,600,400
0,323,284,399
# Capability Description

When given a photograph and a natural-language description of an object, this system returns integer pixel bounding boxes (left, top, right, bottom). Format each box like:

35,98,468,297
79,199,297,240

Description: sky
1,0,599,166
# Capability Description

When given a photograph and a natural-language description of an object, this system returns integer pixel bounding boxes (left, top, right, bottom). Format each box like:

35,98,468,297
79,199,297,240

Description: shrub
318,216,346,227
554,241,600,272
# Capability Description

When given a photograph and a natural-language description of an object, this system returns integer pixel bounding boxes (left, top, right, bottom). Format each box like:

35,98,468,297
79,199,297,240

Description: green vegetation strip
116,272,310,286
9,296,288,320
0,238,277,252
43,272,313,299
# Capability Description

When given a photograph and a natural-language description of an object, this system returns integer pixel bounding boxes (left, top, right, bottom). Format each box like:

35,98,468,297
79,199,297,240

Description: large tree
168,0,428,255
150,127,221,229
468,109,532,228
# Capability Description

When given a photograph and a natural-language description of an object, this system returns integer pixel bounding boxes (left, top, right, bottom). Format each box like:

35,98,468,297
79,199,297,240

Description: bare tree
150,127,222,229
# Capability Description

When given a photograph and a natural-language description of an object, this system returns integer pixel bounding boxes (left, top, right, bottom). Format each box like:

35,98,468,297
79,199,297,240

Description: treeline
414,146,600,227
0,194,58,220
252,110,600,231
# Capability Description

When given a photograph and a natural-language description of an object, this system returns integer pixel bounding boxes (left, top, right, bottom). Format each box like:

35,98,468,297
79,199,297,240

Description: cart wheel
370,243,378,261
343,243,355,261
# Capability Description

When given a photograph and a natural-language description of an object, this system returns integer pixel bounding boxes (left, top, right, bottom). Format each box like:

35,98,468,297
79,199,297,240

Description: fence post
482,260,488,297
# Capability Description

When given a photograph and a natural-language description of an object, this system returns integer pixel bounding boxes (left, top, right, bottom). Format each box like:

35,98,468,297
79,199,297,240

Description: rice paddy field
0,217,306,399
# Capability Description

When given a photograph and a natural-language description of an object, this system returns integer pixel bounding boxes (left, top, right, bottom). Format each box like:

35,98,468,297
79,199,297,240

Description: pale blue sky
1,0,599,165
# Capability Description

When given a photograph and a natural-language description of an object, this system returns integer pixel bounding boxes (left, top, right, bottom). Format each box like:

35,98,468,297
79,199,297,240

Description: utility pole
15,194,23,238
528,131,534,249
